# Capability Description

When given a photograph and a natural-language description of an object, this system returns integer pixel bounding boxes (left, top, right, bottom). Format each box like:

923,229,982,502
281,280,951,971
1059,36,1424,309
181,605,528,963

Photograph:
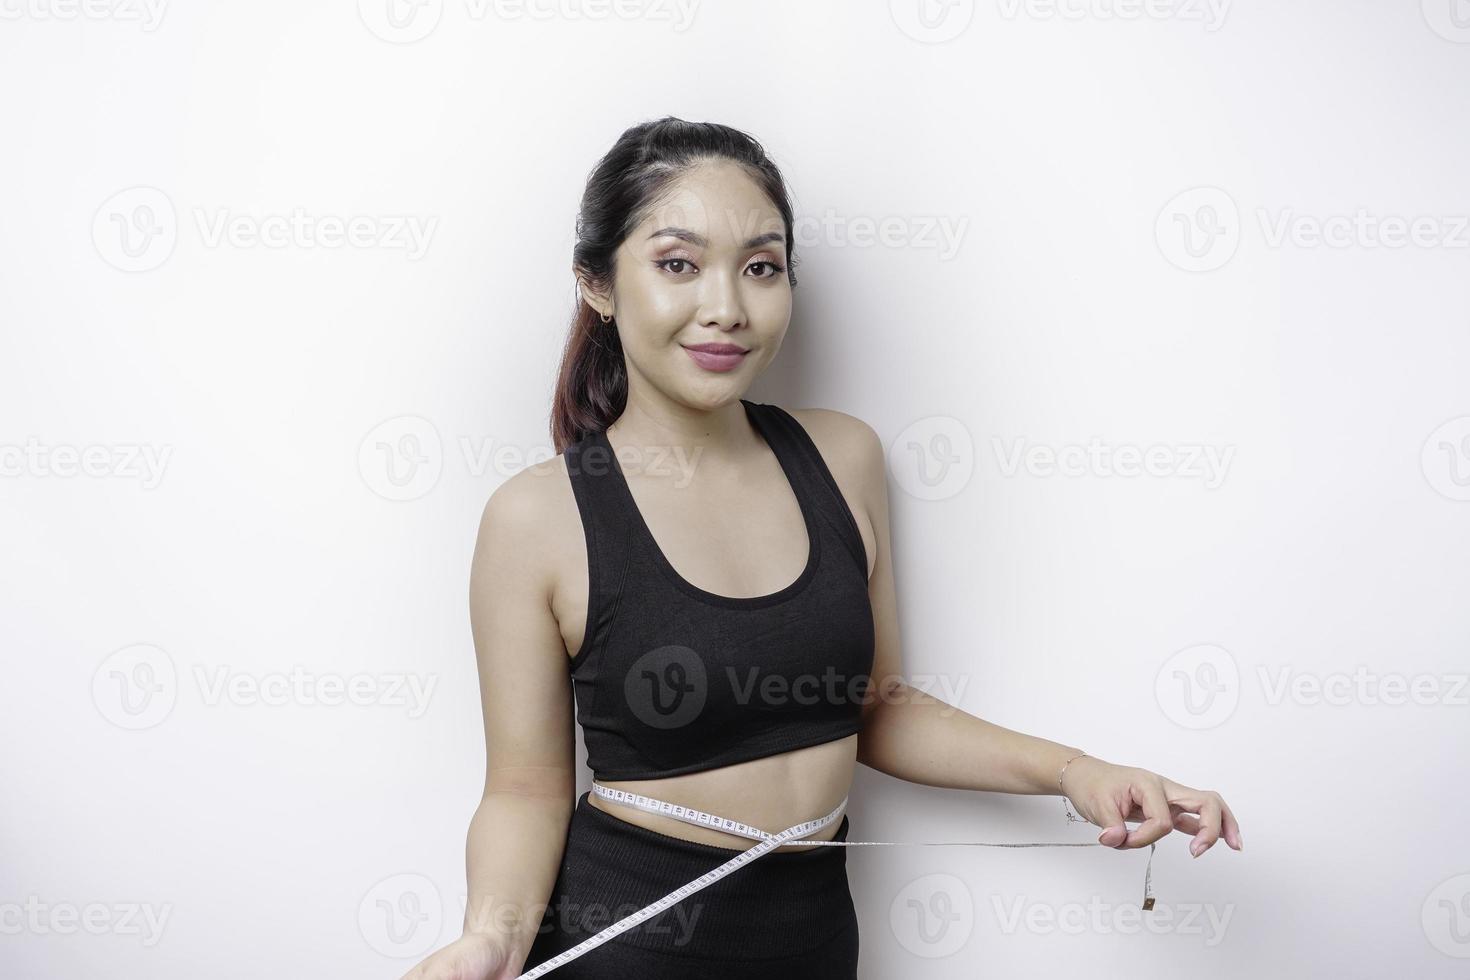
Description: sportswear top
561,398,875,781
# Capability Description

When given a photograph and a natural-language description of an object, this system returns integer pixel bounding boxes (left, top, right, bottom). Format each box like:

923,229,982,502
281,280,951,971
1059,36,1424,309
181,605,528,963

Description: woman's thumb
1091,797,1130,848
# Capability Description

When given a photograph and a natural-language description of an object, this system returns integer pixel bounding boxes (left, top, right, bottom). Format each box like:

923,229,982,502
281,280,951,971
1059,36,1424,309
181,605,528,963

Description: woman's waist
586,740,856,853
549,788,856,958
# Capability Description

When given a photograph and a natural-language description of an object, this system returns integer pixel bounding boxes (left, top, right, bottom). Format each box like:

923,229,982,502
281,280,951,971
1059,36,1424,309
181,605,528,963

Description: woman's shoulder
775,403,881,578
479,450,576,529
472,451,582,588
776,403,881,469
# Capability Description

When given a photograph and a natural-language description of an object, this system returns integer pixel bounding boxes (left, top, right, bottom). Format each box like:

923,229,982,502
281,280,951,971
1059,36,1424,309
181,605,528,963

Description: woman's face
587,159,793,411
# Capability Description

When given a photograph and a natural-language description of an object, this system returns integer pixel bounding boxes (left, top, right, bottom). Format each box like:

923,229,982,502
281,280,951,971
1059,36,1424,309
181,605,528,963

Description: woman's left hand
1060,756,1243,857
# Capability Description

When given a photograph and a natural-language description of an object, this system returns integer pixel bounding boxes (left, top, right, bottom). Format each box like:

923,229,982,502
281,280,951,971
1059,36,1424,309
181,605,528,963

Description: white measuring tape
514,781,1156,979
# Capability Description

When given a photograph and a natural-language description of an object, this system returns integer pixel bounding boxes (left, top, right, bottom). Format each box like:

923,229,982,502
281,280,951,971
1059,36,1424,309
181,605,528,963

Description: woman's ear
574,270,613,321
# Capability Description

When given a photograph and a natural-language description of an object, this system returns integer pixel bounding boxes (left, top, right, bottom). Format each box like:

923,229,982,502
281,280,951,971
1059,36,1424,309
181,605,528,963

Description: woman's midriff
586,732,858,853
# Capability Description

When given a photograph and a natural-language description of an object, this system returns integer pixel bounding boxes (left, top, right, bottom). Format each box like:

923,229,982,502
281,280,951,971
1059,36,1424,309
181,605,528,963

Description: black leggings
520,790,860,978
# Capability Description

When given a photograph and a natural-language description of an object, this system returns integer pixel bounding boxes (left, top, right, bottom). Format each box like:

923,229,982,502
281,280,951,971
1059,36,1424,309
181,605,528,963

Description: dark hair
549,116,800,452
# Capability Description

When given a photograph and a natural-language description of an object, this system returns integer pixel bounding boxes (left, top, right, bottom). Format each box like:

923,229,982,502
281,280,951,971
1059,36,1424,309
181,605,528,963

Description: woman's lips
681,343,749,373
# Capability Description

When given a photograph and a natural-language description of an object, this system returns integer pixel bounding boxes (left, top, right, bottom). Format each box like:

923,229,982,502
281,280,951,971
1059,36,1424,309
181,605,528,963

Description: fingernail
1190,841,1203,858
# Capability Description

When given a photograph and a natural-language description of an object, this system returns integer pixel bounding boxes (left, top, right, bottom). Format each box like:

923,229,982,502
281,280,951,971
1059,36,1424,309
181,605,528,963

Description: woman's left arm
829,412,1243,859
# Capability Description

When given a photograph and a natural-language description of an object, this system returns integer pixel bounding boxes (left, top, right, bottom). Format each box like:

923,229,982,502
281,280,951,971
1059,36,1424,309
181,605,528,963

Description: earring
600,310,613,323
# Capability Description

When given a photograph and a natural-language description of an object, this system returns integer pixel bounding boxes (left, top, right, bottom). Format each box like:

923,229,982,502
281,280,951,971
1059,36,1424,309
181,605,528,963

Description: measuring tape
514,782,1157,979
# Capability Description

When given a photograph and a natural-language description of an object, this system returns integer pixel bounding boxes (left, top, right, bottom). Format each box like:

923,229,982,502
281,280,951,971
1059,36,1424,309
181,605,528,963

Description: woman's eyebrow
646,227,785,250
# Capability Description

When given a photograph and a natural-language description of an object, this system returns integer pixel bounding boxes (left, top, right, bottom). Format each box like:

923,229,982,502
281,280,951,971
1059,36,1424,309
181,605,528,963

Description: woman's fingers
1172,812,1202,834
1081,767,1243,857
1164,780,1242,856
1188,794,1221,857
1219,795,1243,850
1090,795,1130,848
1122,775,1175,849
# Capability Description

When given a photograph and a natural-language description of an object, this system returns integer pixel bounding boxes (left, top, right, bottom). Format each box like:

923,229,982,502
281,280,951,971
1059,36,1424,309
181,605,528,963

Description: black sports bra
562,399,875,781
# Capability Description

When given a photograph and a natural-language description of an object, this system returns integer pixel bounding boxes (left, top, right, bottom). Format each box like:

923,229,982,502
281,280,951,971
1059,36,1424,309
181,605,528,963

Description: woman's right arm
403,462,580,980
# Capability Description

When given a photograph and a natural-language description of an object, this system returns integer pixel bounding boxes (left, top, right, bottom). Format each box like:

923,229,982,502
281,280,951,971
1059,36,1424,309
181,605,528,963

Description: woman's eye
657,257,785,277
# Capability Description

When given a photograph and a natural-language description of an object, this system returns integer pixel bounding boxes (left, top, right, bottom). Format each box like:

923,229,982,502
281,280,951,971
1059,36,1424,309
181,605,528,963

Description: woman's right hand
398,931,522,980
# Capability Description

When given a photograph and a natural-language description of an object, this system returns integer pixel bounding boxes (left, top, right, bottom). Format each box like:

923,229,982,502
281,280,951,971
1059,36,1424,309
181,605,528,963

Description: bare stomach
586,732,859,853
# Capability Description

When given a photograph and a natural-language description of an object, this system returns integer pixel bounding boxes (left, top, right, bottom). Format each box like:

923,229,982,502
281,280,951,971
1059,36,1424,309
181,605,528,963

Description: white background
3,1,1469,976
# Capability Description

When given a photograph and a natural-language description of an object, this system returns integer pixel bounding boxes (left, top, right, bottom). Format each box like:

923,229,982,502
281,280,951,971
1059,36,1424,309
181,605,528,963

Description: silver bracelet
1058,752,1089,824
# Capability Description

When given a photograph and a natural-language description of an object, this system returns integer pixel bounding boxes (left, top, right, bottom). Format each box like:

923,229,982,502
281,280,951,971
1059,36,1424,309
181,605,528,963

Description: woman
402,116,1243,980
